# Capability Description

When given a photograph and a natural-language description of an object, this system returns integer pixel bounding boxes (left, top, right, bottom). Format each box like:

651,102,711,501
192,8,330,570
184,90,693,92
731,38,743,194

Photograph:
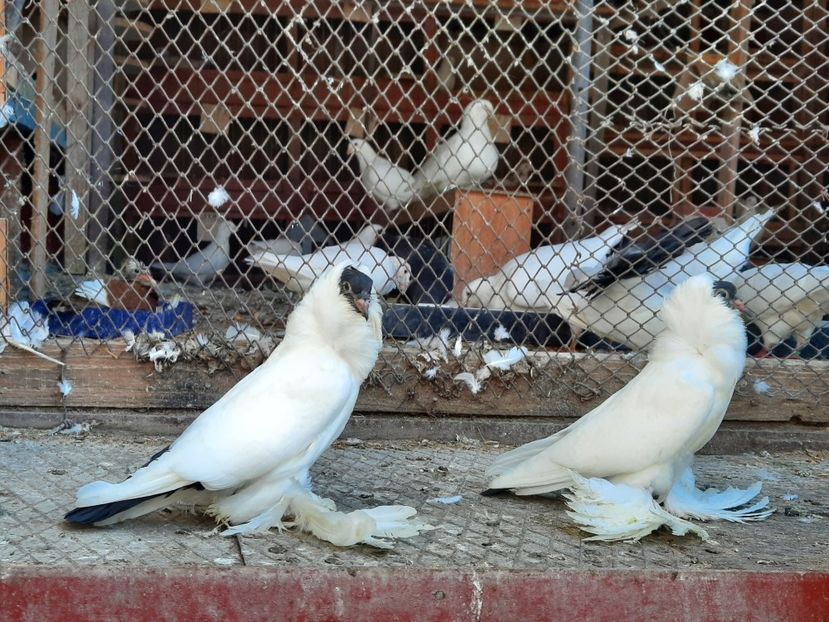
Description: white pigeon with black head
65,264,432,548
485,275,772,541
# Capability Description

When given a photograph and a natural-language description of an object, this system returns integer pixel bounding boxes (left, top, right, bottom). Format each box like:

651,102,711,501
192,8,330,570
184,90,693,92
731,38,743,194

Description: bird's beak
354,294,371,319
733,297,756,321
135,273,158,289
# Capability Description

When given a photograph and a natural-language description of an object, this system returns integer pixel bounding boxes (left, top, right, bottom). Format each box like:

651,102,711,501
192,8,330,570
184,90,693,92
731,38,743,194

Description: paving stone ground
1,427,827,572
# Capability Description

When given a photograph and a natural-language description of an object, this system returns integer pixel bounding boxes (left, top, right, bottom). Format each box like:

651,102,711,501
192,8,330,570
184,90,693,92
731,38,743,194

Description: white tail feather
75,468,188,507
74,280,109,306
564,473,709,542
664,468,774,522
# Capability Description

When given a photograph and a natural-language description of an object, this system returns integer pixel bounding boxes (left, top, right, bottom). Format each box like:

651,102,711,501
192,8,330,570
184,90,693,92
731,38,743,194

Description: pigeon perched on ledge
65,264,432,548
485,275,772,541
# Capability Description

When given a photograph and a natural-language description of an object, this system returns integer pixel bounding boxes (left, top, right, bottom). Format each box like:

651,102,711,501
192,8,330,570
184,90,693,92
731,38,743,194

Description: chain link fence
0,0,827,404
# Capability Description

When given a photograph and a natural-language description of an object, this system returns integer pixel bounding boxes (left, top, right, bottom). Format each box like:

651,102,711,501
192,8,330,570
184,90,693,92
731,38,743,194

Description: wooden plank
715,0,754,221
121,69,567,128
0,0,5,106
64,0,93,275
0,140,23,298
449,191,533,299
0,218,7,311
792,0,828,211
87,0,116,273
0,343,825,424
30,0,61,298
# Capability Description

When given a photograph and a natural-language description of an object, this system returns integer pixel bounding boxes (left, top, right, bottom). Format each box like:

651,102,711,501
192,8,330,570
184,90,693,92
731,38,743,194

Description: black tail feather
480,488,510,497
64,482,204,525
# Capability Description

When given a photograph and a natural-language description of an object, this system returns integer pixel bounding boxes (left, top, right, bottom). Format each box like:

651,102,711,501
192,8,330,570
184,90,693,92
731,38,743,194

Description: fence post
563,0,594,239
30,0,60,299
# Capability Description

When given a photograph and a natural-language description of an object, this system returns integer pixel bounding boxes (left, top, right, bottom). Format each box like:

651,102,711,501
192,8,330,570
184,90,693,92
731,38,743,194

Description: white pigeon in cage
247,225,410,296
348,138,418,212
554,210,774,350
461,218,639,311
727,262,829,356
413,99,500,197
65,264,432,548
485,275,772,542
151,216,238,285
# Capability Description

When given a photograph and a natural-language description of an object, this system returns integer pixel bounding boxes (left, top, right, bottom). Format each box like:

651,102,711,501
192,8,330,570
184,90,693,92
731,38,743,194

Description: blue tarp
32,301,194,339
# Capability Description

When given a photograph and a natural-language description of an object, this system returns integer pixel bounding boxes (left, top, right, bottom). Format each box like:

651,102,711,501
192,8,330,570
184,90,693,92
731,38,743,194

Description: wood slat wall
1,343,825,424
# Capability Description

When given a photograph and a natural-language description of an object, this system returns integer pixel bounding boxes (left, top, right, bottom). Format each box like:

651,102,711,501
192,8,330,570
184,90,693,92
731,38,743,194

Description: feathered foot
288,492,434,549
220,498,291,537
664,468,774,522
564,473,709,542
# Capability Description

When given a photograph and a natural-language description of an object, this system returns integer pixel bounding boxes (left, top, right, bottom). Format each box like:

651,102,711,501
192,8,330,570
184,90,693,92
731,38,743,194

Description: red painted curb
2,567,828,622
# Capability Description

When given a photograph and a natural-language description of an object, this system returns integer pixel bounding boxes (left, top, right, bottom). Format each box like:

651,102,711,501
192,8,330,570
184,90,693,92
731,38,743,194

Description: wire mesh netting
0,0,827,403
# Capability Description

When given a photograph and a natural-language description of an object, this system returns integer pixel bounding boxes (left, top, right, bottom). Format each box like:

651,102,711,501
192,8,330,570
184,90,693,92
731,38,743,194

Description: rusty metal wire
0,0,827,402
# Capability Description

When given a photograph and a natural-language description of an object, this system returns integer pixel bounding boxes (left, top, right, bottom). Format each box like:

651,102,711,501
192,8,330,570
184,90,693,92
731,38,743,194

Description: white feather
728,262,829,352
565,473,709,542
664,467,773,522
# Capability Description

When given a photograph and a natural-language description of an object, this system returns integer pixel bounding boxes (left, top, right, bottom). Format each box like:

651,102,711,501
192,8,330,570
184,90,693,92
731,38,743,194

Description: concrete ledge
2,567,828,622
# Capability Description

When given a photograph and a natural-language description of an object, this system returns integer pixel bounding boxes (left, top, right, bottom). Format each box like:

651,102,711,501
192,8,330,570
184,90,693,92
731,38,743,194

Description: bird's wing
78,345,359,507
487,360,718,492
571,218,712,296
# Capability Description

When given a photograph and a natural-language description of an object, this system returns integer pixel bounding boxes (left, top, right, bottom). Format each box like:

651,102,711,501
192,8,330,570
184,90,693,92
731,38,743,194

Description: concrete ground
1,426,828,572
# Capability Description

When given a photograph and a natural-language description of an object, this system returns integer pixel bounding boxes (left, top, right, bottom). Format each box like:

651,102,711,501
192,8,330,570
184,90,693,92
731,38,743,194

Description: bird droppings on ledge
0,428,827,571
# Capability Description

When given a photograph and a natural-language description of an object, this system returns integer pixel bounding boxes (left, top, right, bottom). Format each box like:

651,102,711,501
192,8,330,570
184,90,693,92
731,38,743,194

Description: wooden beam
0,218,7,311
0,342,826,424
715,0,754,221
87,0,116,273
30,0,61,299
0,140,23,298
64,0,93,275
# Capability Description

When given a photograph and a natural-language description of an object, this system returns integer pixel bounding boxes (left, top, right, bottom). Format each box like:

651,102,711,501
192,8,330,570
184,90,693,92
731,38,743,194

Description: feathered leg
564,473,709,542
663,467,774,522
287,485,434,549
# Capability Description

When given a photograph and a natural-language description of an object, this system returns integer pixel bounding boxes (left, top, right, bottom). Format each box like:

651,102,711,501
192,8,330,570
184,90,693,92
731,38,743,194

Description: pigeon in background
247,225,410,296
151,216,238,285
728,262,829,357
74,258,161,312
414,99,500,197
65,264,432,548
461,218,639,311
485,275,772,541
348,138,418,212
377,233,454,305
553,210,773,350
568,217,714,297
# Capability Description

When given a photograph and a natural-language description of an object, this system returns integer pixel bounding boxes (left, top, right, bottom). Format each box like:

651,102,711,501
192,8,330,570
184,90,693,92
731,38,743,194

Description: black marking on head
339,266,373,316
712,280,737,302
